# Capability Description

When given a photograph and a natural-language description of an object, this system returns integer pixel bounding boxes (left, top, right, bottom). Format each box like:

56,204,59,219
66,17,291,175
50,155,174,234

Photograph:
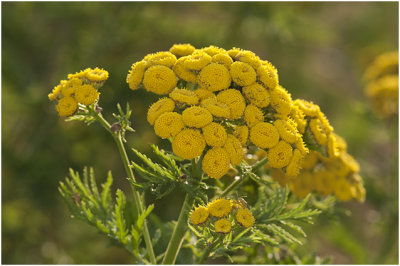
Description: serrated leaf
151,144,181,177
101,171,113,211
280,221,307,237
265,224,302,245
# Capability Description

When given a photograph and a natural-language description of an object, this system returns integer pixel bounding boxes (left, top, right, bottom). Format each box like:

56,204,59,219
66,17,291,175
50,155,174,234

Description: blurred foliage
2,2,398,264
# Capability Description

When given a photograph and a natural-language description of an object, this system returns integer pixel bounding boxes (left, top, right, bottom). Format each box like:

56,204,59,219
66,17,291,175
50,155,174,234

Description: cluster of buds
364,51,398,118
189,198,255,234
48,68,109,116
126,44,310,180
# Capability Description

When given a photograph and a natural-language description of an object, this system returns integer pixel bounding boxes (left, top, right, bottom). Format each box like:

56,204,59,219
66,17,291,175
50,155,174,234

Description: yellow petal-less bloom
61,79,82,97
194,89,216,101
48,84,62,101
56,96,78,117
200,45,226,56
208,198,232,217
274,119,298,144
285,149,304,177
172,129,206,159
244,104,264,128
75,84,99,105
352,181,366,203
184,51,212,71
202,122,227,147
295,138,309,156
314,170,335,196
201,98,231,118
327,133,340,158
173,56,197,83
214,218,232,234
268,140,293,168
182,106,213,128
127,61,148,90
309,118,328,146
301,151,319,170
250,122,280,149
169,43,196,57
242,83,270,108
257,61,278,90
143,65,177,95
84,67,109,82
190,206,209,225
234,50,262,70
270,86,292,118
235,208,255,228
169,88,199,105
202,147,230,179
224,134,245,165
144,51,177,68
233,125,249,146
290,105,307,134
270,168,293,186
147,97,175,125
217,89,246,119
230,61,257,86
334,178,353,202
212,53,233,69
290,172,313,198
197,63,231,92
294,99,321,117
154,112,184,139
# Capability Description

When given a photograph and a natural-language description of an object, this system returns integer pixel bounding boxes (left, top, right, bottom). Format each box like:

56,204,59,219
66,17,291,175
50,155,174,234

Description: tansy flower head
230,61,257,87
127,61,148,90
267,140,293,168
182,106,213,128
83,67,109,83
334,178,353,202
202,147,231,179
212,52,233,69
184,51,212,71
290,105,307,134
270,86,293,117
233,125,249,146
290,172,313,198
309,118,328,146
144,51,177,68
223,134,245,165
147,97,175,125
173,56,197,83
249,122,280,149
294,99,321,117
75,84,99,105
197,63,231,92
327,133,340,158
194,89,216,101
274,119,298,144
257,61,278,90
244,104,264,128
190,205,209,225
217,89,246,119
214,218,232,234
61,78,82,97
48,84,62,101
234,50,262,70
143,65,177,95
314,170,335,196
200,45,227,56
235,208,255,228
242,83,270,108
270,168,293,186
169,88,199,106
202,122,227,147
285,149,304,177
201,98,231,118
172,129,206,159
169,43,196,57
56,96,78,117
302,151,319,170
154,112,184,139
208,198,232,217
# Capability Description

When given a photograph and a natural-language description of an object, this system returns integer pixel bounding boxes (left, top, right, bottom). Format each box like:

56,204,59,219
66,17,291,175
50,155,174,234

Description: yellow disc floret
198,63,231,92
190,206,209,225
75,84,99,105
224,134,245,165
202,122,227,147
127,61,148,90
230,61,257,86
147,97,175,125
208,198,232,217
212,53,233,69
144,51,177,68
169,88,199,105
285,149,304,177
244,104,264,128
268,140,293,168
173,56,197,83
172,129,206,159
201,98,231,118
214,218,232,234
184,51,212,71
169,43,196,57
309,118,328,146
143,65,177,95
217,89,246,119
235,208,255,228
257,61,278,90
290,172,313,198
250,122,280,149
61,79,82,97
154,112,184,139
233,125,249,146
273,119,298,144
182,106,213,128
202,147,231,179
194,89,216,101
84,67,109,82
242,83,270,108
270,86,292,118
56,96,78,117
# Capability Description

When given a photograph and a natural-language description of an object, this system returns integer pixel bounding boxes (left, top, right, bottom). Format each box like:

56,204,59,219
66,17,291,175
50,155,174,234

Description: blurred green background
2,2,398,264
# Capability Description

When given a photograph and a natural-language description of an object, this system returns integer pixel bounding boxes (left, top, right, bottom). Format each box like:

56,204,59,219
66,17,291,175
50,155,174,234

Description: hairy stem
92,109,156,264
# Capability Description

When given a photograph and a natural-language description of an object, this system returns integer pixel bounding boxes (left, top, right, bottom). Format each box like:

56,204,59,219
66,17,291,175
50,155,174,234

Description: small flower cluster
189,198,255,234
262,100,365,202
127,44,310,179
364,51,398,118
48,68,109,116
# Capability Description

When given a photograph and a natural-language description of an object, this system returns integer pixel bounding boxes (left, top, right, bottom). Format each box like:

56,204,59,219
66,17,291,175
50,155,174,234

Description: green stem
93,109,156,264
220,177,243,198
251,156,269,171
162,159,202,264
198,237,221,264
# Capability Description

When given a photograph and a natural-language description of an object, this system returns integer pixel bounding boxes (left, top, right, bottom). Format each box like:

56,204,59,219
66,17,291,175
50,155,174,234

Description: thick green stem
162,160,202,264
93,110,156,264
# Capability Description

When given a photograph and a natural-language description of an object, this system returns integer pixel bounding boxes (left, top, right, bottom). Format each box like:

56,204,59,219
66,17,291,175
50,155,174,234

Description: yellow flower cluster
48,68,108,116
189,198,255,234
364,51,398,118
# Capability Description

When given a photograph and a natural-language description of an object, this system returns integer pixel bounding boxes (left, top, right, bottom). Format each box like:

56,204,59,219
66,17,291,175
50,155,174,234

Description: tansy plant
50,44,365,264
